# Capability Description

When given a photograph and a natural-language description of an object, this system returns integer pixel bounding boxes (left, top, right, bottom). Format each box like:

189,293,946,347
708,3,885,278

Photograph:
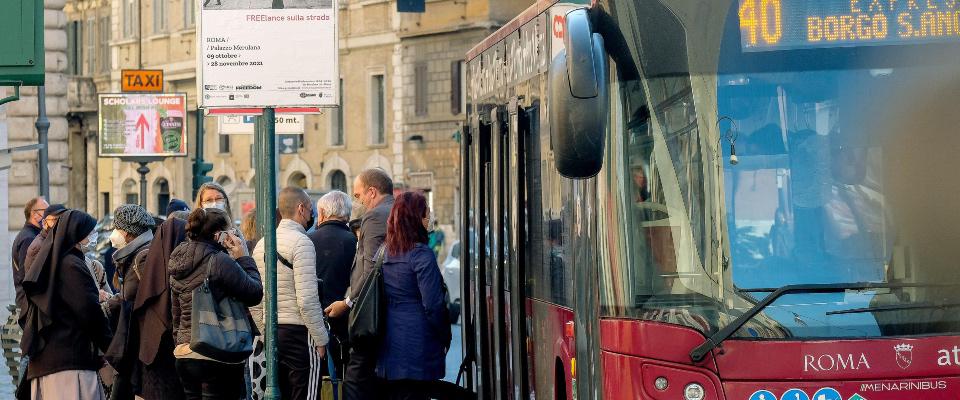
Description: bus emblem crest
894,344,913,369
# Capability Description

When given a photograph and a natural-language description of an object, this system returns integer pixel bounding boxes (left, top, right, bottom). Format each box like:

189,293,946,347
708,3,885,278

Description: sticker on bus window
812,388,842,400
781,388,810,400
749,390,777,400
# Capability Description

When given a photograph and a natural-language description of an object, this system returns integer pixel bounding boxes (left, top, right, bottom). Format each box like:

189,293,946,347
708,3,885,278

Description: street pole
35,85,49,199
255,107,279,400
193,108,204,199
136,161,150,208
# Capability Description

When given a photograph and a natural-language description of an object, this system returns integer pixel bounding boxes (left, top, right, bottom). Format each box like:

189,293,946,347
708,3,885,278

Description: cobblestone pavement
0,267,16,397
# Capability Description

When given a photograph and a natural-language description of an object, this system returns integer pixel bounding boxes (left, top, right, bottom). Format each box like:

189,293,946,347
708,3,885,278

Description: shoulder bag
348,245,386,343
190,254,254,363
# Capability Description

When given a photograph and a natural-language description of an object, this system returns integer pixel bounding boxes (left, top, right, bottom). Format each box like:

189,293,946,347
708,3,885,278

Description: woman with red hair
377,191,451,399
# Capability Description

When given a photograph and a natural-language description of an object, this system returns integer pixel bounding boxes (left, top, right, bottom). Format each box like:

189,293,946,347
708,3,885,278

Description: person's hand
324,300,349,318
315,346,326,359
98,290,111,302
225,233,249,259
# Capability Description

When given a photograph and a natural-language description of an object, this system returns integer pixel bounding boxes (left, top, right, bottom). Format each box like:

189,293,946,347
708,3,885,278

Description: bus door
474,111,494,399
475,105,511,400
489,106,511,400
507,98,533,399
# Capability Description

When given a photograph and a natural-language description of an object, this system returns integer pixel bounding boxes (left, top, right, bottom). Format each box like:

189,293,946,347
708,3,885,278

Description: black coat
168,239,263,347
11,223,41,321
307,220,357,309
21,211,112,380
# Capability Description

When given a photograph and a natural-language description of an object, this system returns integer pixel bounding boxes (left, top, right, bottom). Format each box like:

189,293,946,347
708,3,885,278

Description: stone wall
6,0,70,230
400,29,490,229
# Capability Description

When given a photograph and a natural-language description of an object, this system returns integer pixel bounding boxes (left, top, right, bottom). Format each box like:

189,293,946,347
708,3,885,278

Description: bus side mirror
549,8,609,179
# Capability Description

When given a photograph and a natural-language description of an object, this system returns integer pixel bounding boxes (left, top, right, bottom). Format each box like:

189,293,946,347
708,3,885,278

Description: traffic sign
122,69,164,92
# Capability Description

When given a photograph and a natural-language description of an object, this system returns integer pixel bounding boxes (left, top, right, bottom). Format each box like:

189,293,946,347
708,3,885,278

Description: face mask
302,206,315,230
202,201,226,211
109,229,128,249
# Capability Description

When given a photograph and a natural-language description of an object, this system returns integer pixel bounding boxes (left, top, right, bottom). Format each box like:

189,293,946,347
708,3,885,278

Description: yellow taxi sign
121,69,163,92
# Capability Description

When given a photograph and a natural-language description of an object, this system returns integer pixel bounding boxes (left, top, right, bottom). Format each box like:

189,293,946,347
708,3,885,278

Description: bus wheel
555,359,567,400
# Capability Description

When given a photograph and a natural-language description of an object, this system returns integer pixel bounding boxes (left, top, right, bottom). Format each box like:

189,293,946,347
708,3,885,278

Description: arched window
329,170,347,192
287,172,307,189
154,178,170,215
216,175,233,190
122,179,139,206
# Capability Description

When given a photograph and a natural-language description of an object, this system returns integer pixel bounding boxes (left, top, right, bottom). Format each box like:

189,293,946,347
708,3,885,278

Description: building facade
60,0,534,235
3,0,72,309
397,0,532,235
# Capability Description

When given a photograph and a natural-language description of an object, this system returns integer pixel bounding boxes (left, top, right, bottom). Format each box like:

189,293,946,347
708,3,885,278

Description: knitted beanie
114,204,156,236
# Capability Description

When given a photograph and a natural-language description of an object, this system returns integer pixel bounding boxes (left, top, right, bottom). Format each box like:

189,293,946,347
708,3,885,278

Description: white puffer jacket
253,219,329,346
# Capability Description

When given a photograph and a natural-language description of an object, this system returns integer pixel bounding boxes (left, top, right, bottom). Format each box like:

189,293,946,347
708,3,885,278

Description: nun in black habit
21,210,113,400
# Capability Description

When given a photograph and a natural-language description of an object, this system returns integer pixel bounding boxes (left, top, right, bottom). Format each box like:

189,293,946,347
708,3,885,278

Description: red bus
460,0,960,399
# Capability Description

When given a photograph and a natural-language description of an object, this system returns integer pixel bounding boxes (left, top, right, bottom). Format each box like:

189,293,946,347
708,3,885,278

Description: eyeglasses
31,208,46,216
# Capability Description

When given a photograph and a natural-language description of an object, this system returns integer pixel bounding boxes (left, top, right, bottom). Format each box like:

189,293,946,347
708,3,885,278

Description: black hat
165,199,190,216
41,204,67,220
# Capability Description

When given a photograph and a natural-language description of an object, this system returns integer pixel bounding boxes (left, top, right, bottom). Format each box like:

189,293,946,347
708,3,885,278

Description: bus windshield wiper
688,282,960,363
825,301,960,316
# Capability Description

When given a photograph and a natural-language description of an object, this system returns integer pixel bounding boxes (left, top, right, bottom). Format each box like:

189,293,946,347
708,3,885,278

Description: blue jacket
376,243,448,381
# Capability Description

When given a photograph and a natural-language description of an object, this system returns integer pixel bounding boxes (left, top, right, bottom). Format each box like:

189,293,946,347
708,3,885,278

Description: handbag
348,245,386,343
189,254,254,363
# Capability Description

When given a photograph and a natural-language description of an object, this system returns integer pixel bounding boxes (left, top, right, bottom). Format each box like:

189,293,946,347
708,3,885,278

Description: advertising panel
98,93,189,157
198,0,339,108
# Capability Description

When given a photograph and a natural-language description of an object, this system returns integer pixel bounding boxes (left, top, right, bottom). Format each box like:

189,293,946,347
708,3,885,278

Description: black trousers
175,358,246,400
278,324,323,400
323,318,348,379
343,342,380,400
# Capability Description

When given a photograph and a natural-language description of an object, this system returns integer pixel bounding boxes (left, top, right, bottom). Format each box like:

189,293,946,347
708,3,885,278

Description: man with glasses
11,197,49,327
325,168,394,400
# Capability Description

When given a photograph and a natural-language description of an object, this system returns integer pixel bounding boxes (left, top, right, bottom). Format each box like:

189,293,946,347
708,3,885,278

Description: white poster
198,0,339,108
218,114,305,134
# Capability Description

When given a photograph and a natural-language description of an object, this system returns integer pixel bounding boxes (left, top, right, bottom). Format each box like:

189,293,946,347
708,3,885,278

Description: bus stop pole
255,107,280,400
35,86,49,199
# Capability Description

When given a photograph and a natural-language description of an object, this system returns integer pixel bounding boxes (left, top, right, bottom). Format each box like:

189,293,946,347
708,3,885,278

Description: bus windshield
597,0,960,339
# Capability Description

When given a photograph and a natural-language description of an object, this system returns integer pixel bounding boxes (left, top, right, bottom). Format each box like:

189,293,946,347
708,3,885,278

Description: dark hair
185,208,231,241
359,168,394,195
385,191,428,256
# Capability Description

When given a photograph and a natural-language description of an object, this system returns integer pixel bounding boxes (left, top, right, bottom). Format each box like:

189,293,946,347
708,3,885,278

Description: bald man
253,187,328,400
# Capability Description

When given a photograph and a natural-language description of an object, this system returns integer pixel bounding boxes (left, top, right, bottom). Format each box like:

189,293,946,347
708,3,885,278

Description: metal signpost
198,0,339,397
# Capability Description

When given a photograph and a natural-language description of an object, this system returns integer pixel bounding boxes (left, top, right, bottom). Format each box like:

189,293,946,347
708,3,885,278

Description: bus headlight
684,383,705,400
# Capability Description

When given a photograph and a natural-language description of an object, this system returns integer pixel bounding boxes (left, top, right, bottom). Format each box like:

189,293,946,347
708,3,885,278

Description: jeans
175,359,246,400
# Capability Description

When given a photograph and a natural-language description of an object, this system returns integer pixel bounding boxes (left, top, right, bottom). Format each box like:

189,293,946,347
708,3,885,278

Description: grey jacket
347,195,394,302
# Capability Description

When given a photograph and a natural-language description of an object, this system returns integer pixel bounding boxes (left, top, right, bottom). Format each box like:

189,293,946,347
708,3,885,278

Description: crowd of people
9,168,461,400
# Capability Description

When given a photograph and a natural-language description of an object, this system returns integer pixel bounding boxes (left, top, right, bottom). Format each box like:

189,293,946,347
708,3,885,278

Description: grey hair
317,190,352,221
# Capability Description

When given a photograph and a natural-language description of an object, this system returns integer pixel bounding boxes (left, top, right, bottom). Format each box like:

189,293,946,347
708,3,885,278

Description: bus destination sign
738,0,960,52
